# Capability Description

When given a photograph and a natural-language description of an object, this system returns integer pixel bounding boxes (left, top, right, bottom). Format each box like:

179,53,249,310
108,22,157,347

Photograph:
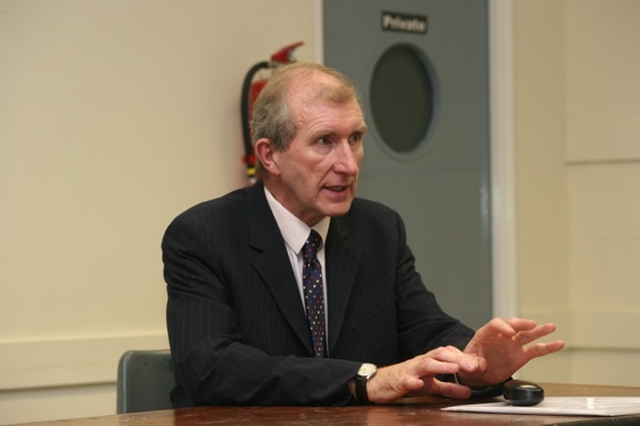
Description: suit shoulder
180,186,249,215
349,197,399,221
342,198,404,236
167,186,252,230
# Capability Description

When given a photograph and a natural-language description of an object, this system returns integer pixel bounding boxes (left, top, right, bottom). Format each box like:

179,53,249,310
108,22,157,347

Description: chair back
116,349,176,413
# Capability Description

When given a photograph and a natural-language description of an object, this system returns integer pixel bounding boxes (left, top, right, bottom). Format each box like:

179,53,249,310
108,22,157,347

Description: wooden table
14,383,640,426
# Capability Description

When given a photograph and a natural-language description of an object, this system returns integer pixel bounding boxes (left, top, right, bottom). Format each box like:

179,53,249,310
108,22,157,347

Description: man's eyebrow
314,124,367,137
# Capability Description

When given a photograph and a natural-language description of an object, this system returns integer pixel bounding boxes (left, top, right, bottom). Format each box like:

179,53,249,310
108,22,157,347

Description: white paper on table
442,397,640,417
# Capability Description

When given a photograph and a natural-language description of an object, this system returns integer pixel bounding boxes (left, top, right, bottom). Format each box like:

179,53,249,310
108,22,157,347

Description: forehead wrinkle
287,73,365,140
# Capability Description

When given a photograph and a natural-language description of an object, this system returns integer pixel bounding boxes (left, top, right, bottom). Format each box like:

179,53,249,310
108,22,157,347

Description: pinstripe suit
162,181,474,407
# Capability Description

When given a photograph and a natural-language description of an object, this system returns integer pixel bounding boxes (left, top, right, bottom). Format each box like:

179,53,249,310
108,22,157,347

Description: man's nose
333,142,360,175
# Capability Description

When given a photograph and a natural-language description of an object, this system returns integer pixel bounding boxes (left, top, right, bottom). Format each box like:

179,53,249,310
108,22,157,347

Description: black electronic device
503,380,545,406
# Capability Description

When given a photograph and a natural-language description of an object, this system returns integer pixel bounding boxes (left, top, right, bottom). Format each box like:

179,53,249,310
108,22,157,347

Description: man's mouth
325,185,348,193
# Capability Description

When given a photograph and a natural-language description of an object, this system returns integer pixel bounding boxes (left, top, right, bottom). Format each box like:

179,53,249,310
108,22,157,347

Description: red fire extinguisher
241,42,304,185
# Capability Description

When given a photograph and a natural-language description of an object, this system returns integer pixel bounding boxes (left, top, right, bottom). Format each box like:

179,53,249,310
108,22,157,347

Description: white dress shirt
264,186,330,346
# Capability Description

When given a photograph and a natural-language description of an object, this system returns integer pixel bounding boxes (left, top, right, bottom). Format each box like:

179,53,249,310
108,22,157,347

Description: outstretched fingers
511,322,559,346
524,340,566,360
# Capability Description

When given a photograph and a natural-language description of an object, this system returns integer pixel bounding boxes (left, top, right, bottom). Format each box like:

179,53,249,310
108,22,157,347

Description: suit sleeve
162,214,361,407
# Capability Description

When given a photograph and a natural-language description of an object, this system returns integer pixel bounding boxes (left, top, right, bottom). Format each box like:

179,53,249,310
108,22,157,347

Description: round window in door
370,43,439,155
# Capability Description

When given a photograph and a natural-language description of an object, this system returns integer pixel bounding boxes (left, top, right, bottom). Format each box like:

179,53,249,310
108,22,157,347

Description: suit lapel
246,182,314,355
325,217,362,354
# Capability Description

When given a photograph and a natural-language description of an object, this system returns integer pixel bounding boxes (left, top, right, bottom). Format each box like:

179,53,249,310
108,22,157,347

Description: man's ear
254,138,280,176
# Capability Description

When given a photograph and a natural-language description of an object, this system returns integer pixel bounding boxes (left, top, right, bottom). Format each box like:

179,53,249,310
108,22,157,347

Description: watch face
358,363,377,376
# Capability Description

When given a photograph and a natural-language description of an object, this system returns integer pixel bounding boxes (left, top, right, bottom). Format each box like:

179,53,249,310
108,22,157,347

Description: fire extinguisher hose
241,61,270,171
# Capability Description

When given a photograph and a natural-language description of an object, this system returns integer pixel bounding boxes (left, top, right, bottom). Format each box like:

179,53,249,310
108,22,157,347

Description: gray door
323,0,491,329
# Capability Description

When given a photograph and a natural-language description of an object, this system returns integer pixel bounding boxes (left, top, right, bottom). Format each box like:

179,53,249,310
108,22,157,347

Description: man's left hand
456,317,565,387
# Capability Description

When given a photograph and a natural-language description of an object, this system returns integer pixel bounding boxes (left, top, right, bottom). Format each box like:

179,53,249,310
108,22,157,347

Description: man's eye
318,137,331,145
349,133,363,144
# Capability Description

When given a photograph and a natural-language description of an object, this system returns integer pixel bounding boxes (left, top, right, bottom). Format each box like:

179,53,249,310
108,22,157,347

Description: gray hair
250,62,362,179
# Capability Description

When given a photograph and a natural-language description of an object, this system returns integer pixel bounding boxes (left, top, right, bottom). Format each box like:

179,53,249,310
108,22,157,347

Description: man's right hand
365,346,480,403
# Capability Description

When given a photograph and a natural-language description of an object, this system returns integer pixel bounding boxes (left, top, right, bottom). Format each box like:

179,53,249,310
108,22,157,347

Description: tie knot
303,230,322,260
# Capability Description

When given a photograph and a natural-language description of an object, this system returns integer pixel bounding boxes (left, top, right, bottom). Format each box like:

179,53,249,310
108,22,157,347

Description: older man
162,62,563,407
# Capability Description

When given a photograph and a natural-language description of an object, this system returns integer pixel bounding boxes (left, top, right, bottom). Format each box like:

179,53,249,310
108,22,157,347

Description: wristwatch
355,363,377,404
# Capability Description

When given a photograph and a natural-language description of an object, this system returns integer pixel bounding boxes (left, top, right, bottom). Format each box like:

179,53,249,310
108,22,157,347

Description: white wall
564,0,640,385
513,0,572,383
516,0,640,386
0,1,316,423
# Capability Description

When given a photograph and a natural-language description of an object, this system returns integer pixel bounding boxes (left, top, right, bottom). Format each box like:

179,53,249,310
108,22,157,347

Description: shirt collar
264,186,330,254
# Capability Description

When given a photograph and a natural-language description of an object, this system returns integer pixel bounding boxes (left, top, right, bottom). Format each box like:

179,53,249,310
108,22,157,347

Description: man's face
270,95,366,226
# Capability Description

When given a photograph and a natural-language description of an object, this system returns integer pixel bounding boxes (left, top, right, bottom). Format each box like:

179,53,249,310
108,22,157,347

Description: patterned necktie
302,230,326,357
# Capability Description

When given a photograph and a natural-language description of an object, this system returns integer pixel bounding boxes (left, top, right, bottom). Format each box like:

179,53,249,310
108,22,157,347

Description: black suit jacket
162,181,474,407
